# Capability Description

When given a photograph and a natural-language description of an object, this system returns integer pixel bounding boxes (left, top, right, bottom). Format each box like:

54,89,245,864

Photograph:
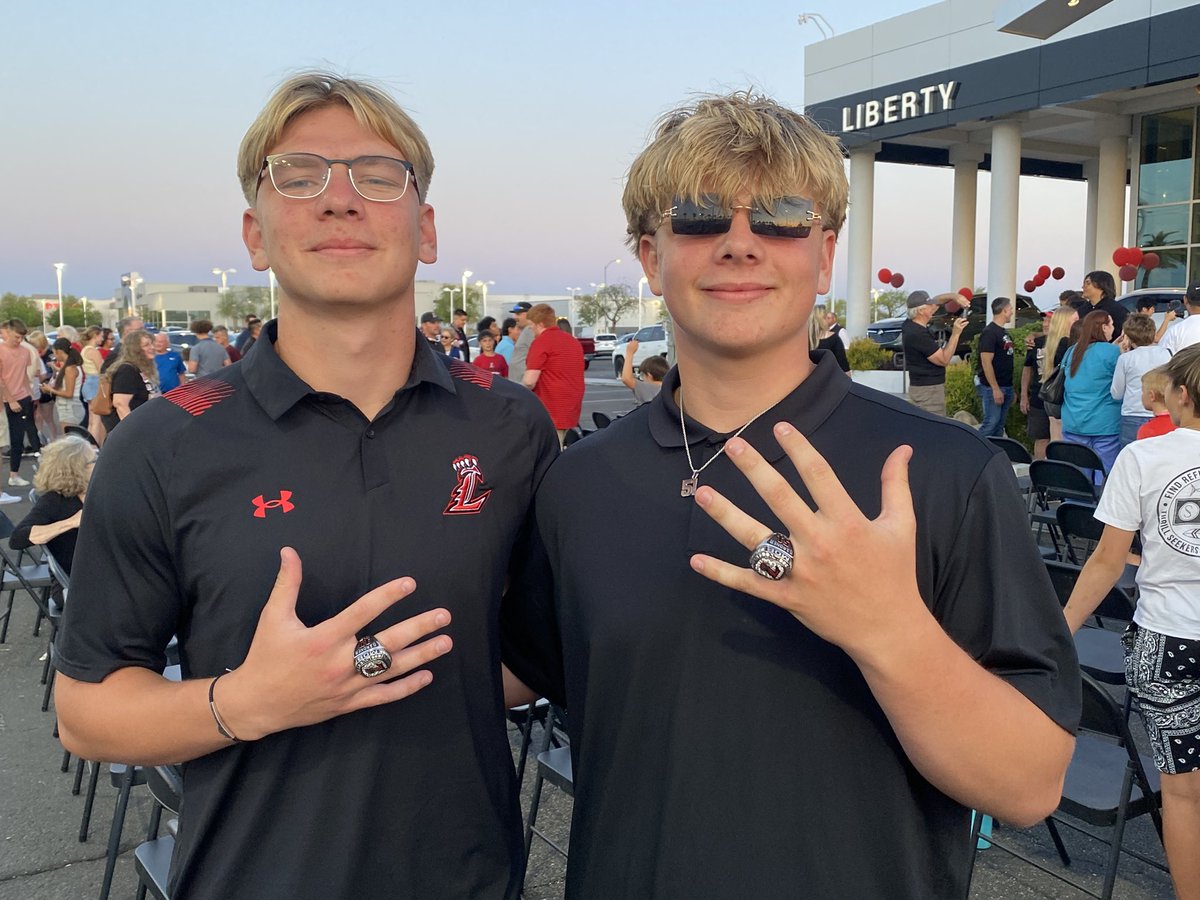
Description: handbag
1038,365,1065,405
89,371,115,416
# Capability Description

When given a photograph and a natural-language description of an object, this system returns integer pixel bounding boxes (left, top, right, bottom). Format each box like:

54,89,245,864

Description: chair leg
61,745,72,774
1044,817,1071,867
1099,766,1136,900
0,589,14,642
963,812,983,898
98,765,135,900
79,762,100,842
71,757,85,794
41,664,54,711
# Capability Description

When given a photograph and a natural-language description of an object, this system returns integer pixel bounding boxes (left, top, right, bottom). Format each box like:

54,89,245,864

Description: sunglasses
661,194,821,239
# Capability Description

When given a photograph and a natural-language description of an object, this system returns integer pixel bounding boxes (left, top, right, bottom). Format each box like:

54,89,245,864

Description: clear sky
3,0,1088,307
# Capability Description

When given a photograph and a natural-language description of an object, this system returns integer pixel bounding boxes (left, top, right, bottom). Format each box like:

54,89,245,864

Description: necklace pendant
681,475,698,497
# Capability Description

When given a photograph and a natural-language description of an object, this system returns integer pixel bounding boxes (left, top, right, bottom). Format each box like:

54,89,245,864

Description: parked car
1116,287,1188,328
593,333,618,357
612,323,668,378
866,293,1041,358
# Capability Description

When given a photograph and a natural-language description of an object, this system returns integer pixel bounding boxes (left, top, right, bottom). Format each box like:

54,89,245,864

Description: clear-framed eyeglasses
259,153,419,203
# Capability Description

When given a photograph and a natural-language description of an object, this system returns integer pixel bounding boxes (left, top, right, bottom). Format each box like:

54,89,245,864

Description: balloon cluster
1022,265,1066,294
877,268,905,289
1112,246,1161,284
943,286,975,314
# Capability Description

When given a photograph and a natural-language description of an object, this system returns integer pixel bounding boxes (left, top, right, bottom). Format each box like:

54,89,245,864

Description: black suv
866,293,1041,359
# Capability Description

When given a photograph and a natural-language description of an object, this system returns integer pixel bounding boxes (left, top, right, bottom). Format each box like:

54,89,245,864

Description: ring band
749,533,794,581
354,635,393,678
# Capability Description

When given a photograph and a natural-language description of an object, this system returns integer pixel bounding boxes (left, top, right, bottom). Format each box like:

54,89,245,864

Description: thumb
879,445,915,528
261,547,303,623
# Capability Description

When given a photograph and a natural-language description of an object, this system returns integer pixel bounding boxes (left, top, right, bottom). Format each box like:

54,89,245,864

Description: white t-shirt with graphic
1097,427,1200,638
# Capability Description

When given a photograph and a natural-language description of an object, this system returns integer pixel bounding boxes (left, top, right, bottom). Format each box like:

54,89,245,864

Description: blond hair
237,71,434,205
1142,364,1171,400
622,91,848,251
1042,308,1077,381
808,304,827,350
33,435,94,497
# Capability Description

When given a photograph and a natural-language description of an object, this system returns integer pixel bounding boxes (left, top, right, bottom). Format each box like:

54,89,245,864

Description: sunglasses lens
749,197,815,238
669,196,732,236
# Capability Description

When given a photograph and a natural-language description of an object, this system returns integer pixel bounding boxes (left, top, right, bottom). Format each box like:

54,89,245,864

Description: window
1139,109,1194,206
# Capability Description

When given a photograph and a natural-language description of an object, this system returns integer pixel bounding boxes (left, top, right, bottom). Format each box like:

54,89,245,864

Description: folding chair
0,510,54,644
1029,460,1098,555
524,705,572,863
562,428,585,447
965,673,1165,900
507,697,551,786
1047,440,1107,487
1044,560,1132,687
988,435,1032,465
1056,501,1103,565
592,411,612,430
134,765,183,900
63,423,99,447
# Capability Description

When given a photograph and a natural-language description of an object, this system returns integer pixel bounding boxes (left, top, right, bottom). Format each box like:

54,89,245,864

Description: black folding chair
0,510,55,645
988,435,1032,465
524,706,572,863
1056,501,1103,564
507,697,551,786
134,765,183,900
592,411,612,430
965,673,1165,900
1044,560,1133,687
1029,460,1099,555
63,423,99,447
562,428,585,447
1047,440,1107,487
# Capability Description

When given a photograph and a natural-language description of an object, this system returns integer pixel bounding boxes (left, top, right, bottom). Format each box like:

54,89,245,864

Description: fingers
373,608,452,659
689,553,786,605
694,486,772,550
723,430,816,534
879,445,916,528
763,423,857,521
326,575,419,636
349,670,438,712
260,547,303,624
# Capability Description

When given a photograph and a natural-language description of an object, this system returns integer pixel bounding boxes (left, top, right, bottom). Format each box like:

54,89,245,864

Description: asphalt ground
0,371,1178,899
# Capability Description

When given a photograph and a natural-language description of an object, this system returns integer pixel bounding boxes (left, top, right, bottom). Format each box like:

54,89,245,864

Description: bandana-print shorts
1123,623,1200,775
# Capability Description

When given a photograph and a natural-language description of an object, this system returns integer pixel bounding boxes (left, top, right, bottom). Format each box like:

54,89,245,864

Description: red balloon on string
1142,252,1161,270
958,287,973,300
1127,247,1144,266
1035,273,1048,287
1112,247,1129,266
1118,264,1138,282
1024,280,1037,292
945,300,962,314
878,268,892,283
1037,265,1051,279
1052,266,1065,280
890,272,905,288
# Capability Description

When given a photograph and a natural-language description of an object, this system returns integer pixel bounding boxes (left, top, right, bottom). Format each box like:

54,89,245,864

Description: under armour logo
252,491,295,518
444,455,492,515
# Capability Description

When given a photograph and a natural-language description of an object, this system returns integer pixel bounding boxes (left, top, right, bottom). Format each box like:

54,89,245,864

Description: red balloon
1127,247,1144,266
1033,274,1046,287
1037,265,1051,279
890,272,905,288
1052,267,1065,280
1142,252,1161,271
958,287,973,300
945,300,962,314
878,268,892,283
1118,264,1138,282
1024,280,1037,292
1112,247,1129,266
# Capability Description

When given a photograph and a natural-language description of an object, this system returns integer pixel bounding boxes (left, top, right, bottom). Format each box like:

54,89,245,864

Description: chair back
562,428,584,447
988,436,1032,465
1046,440,1105,480
592,411,612,429
1044,558,1135,621
1029,459,1097,504
63,424,99,447
45,546,70,591
1056,501,1103,563
145,765,183,816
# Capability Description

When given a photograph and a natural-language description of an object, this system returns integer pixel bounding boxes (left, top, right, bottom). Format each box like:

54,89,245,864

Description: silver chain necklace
678,388,773,497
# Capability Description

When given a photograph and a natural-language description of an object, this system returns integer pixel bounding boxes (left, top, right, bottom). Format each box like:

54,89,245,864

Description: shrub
847,338,890,371
947,321,1044,451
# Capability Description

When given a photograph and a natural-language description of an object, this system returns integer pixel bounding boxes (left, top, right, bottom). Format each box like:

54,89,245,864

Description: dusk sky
5,0,1090,308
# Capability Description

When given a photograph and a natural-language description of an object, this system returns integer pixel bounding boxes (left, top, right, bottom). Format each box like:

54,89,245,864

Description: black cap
1187,283,1200,305
419,311,440,324
510,302,532,313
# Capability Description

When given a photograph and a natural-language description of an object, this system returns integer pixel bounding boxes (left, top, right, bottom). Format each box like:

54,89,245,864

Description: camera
1168,299,1183,314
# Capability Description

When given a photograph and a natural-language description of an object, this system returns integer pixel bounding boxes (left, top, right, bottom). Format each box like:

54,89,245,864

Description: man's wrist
209,667,270,742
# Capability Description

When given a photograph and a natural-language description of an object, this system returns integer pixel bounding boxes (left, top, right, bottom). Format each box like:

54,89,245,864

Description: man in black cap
901,290,968,416
507,301,534,383
1160,283,1200,356
419,310,441,345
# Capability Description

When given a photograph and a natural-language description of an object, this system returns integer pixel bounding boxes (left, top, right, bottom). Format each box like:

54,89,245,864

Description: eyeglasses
259,153,418,202
660,194,821,238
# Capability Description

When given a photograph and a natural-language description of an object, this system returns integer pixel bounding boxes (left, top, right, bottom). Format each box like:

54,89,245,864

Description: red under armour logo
252,491,295,518
444,455,492,515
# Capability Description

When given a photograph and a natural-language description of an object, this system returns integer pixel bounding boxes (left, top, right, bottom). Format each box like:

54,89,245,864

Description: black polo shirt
901,319,945,386
57,322,559,900
502,352,1079,900
976,321,1014,387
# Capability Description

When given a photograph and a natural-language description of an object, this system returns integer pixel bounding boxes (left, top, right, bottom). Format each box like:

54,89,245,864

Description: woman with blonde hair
808,304,849,372
1041,307,1078,441
8,435,96,575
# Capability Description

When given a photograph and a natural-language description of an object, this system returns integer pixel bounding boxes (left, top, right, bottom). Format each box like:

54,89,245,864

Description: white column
1094,130,1130,282
846,143,880,341
1083,160,1099,273
987,120,1021,311
949,144,985,293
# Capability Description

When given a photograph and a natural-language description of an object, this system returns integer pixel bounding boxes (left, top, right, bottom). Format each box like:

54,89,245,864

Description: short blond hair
237,71,434,205
34,435,94,497
1142,364,1171,400
527,304,557,328
622,91,848,251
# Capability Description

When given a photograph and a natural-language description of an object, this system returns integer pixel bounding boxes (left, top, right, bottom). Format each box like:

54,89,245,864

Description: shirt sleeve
9,493,72,551
929,453,1081,734
1094,447,1143,532
526,335,549,371
1110,355,1128,401
110,364,141,395
54,419,184,682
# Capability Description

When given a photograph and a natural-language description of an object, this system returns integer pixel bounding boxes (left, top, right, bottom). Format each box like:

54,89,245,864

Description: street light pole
53,262,66,328
461,270,473,317
638,276,649,328
268,269,277,319
602,257,621,289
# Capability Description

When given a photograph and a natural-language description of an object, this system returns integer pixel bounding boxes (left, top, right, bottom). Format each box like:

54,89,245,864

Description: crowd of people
2,70,1194,900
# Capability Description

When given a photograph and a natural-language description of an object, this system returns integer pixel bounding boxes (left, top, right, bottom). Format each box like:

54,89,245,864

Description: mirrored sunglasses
661,194,821,238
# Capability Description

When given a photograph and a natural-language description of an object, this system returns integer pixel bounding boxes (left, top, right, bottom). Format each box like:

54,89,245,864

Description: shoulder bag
1038,364,1065,405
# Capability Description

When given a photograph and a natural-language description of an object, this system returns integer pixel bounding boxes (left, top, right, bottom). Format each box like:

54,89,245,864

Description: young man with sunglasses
502,92,1079,898
55,72,557,899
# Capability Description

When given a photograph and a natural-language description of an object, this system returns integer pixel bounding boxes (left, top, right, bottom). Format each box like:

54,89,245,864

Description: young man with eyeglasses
501,92,1080,899
55,72,557,900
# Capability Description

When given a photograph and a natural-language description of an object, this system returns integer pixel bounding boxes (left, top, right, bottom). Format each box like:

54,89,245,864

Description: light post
268,269,277,319
80,296,88,325
122,272,143,317
442,286,460,318
53,262,66,328
211,267,237,293
602,257,621,289
796,12,835,39
638,276,649,328
461,270,473,316
565,286,580,327
474,280,494,321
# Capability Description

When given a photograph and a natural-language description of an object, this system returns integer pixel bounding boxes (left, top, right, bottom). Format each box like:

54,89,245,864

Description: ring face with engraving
354,635,393,678
749,533,794,581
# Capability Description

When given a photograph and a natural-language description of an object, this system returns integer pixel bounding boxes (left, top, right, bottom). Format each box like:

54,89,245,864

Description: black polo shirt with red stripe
501,352,1080,900
57,322,559,900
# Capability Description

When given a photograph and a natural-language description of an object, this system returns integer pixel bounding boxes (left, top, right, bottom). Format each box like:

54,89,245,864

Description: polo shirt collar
648,351,849,463
242,321,456,421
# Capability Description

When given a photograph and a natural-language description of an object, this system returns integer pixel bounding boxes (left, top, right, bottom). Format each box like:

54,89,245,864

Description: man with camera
901,290,968,416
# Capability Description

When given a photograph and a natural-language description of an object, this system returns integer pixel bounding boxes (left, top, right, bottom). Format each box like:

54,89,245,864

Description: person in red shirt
1137,365,1177,440
472,331,508,378
522,303,584,444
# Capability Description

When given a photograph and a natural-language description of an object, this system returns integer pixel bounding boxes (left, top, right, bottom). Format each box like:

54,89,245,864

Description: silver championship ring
749,533,794,581
353,635,393,678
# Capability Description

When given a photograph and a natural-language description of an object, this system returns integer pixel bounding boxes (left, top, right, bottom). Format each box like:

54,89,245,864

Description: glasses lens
268,154,329,199
668,196,731,236
351,157,412,201
749,197,815,238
